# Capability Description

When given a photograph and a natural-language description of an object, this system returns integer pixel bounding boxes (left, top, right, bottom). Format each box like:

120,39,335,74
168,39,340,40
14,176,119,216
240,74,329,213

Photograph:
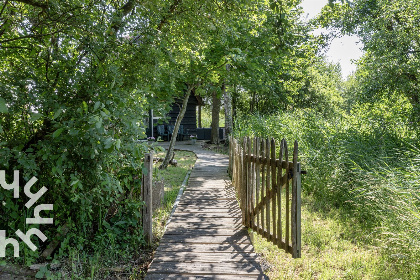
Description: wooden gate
229,136,303,258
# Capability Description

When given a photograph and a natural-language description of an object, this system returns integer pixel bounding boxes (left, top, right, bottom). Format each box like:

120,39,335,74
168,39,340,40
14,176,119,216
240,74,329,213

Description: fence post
296,162,302,258
292,141,301,258
228,135,232,176
142,153,153,246
247,137,252,228
242,138,248,226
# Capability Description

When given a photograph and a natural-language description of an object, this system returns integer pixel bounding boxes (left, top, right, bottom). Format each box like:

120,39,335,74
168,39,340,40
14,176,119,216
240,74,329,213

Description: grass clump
152,150,197,239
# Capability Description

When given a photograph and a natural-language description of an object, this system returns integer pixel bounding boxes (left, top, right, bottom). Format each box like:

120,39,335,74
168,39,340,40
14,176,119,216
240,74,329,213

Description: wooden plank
247,137,252,228
175,203,240,209
181,196,235,201
188,178,228,182
151,252,259,263
296,161,302,258
277,139,284,247
156,243,255,253
265,138,271,239
185,189,236,196
169,217,242,224
271,138,276,243
178,197,237,203
166,223,244,230
255,137,260,231
164,228,247,236
188,175,229,180
260,139,265,236
171,213,241,218
146,274,266,280
186,185,230,189
177,198,238,204
292,140,297,258
285,140,290,252
182,191,233,196
183,189,234,194
185,187,230,192
174,207,241,213
250,137,256,228
177,200,238,207
292,140,301,258
229,135,232,175
237,142,241,196
173,206,241,214
193,167,229,171
241,138,247,225
147,262,263,275
142,153,153,245
160,234,251,244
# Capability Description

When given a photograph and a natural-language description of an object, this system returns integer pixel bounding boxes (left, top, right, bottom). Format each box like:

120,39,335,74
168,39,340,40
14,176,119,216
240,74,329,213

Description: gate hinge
288,169,307,179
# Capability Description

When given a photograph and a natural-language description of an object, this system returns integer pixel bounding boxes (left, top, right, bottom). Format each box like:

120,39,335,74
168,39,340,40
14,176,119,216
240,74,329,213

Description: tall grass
234,108,420,277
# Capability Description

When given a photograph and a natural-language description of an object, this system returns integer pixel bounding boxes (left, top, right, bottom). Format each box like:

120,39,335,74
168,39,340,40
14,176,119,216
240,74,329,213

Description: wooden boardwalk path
146,143,267,279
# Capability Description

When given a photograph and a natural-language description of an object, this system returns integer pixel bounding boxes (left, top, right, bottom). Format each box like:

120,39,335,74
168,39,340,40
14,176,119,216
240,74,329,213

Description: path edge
163,149,195,232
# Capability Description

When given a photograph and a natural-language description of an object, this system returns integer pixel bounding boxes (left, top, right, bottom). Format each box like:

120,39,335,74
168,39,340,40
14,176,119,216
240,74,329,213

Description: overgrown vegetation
1,0,419,278
234,104,420,278
8,149,196,279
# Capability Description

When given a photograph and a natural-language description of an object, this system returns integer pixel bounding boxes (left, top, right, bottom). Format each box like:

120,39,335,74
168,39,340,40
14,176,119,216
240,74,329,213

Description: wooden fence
229,136,303,258
142,153,153,245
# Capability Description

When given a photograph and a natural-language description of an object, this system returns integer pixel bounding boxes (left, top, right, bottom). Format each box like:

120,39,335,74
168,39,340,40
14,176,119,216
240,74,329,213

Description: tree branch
0,0,8,18
13,0,48,9
158,0,182,31
0,30,62,44
121,0,135,17
111,0,137,33
0,45,32,50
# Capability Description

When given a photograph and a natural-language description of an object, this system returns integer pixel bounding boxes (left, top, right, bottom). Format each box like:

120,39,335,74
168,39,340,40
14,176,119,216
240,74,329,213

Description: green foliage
319,0,420,122
0,0,167,266
234,107,420,277
0,0,258,266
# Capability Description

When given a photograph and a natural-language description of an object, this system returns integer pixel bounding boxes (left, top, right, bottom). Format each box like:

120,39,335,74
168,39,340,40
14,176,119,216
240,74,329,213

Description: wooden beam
142,153,153,245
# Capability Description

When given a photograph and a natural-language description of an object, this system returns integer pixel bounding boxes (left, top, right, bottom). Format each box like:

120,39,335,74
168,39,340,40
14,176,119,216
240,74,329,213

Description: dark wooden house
147,91,225,141
147,91,203,139
167,91,203,135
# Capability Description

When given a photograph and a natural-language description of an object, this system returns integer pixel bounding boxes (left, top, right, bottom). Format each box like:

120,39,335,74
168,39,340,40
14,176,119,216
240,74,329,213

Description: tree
223,82,233,136
0,0,245,260
319,0,420,121
220,0,328,116
159,84,197,169
211,85,222,144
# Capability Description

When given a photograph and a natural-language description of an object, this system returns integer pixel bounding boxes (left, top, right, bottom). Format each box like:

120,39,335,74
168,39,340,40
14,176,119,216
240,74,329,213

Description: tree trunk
223,83,233,136
159,85,194,169
197,105,202,128
211,87,221,144
232,84,238,129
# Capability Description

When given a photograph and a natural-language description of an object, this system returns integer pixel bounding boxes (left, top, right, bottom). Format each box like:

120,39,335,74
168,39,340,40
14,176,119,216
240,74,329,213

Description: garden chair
178,125,190,141
157,124,169,141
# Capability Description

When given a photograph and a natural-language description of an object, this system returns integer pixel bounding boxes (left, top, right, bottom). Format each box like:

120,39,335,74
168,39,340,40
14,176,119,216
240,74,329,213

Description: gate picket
265,138,270,239
229,136,303,258
285,140,290,252
271,139,276,243
261,140,265,236
255,137,260,231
